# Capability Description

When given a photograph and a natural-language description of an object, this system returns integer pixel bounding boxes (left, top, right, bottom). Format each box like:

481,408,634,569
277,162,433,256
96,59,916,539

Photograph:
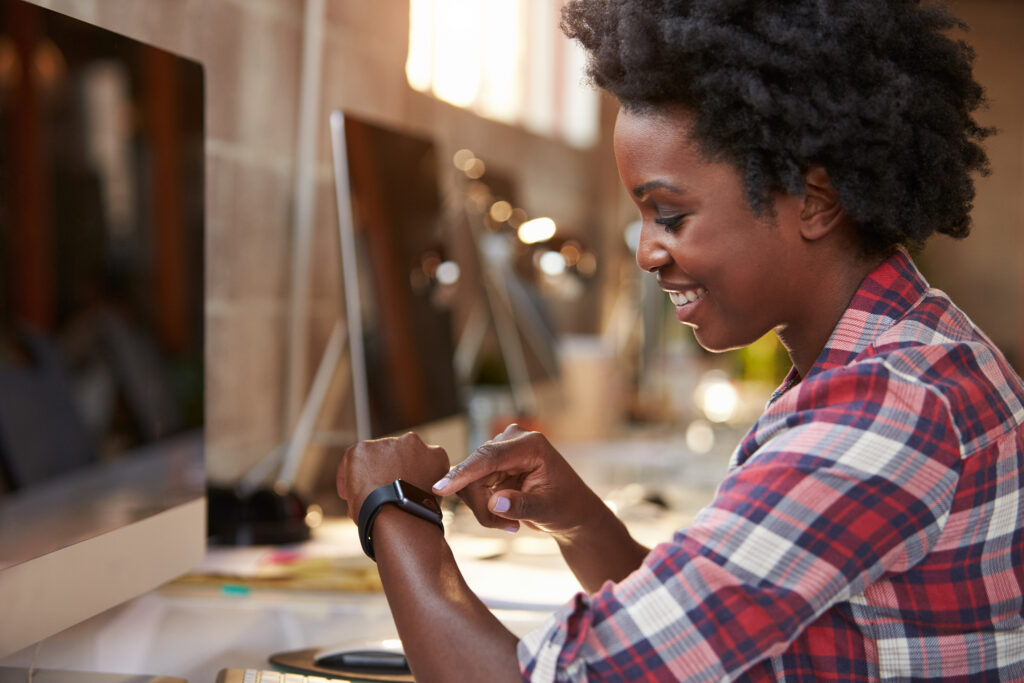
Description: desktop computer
0,3,474,678
0,0,206,660
329,110,468,458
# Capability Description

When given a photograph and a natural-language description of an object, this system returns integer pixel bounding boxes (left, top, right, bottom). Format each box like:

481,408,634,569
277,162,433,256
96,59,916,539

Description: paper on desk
185,519,581,604
181,544,383,592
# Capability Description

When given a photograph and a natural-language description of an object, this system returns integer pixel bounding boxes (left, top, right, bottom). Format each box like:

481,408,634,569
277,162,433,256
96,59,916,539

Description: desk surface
0,519,579,682
0,433,726,682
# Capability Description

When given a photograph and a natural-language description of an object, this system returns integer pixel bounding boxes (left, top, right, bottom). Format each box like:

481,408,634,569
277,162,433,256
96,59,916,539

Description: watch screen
396,480,441,514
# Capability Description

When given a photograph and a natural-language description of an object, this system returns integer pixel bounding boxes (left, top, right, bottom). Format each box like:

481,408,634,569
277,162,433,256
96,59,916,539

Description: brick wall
29,0,616,485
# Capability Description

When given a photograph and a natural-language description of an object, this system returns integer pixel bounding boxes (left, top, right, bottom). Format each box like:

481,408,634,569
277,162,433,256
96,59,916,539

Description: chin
691,328,759,354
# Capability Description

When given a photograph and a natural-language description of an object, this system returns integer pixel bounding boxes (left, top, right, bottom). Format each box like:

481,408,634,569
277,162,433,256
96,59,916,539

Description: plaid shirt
518,250,1024,681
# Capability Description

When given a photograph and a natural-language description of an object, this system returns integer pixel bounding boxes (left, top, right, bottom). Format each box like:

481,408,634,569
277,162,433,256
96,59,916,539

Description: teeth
668,288,706,306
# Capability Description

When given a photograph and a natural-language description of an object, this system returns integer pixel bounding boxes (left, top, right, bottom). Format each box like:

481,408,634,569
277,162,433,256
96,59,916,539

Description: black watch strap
357,479,444,561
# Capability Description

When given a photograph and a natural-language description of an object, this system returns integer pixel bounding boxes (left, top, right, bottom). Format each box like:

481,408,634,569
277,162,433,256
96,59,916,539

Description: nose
635,222,672,273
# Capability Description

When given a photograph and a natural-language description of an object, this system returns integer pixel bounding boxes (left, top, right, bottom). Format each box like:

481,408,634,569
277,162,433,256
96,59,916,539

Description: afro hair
562,0,993,254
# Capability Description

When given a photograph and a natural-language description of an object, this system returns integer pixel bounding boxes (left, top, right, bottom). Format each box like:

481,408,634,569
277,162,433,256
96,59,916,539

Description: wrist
357,479,444,560
548,486,616,542
374,504,445,542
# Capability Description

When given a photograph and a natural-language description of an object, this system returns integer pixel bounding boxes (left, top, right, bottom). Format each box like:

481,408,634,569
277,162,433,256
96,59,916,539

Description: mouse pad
269,649,415,682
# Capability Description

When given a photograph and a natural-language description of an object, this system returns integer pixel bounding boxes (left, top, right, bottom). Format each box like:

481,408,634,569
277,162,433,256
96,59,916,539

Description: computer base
206,486,312,546
0,667,185,683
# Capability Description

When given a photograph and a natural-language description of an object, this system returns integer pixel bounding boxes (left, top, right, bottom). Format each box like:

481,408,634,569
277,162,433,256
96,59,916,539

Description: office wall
24,0,1024,484
922,0,1024,369
28,0,615,484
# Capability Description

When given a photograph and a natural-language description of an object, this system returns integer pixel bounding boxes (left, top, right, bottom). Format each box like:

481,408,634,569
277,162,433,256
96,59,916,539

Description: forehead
613,106,704,179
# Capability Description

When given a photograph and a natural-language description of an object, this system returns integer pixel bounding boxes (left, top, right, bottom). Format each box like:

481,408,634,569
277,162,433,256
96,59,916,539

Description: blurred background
7,0,1021,505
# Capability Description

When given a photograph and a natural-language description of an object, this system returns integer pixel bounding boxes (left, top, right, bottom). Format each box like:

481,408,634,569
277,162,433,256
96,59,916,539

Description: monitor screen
0,0,205,656
329,111,465,453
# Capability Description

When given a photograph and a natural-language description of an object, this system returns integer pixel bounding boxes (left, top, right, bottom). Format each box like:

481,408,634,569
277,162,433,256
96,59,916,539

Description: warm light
489,200,513,223
464,157,486,179
695,371,739,423
517,217,556,244
624,219,642,254
560,241,581,267
405,0,434,92
432,0,483,107
452,148,476,171
685,420,715,454
0,38,20,90
436,260,461,285
304,504,324,529
33,39,66,88
576,252,597,277
476,0,520,123
538,251,566,276
406,0,599,148
464,181,491,213
421,252,442,277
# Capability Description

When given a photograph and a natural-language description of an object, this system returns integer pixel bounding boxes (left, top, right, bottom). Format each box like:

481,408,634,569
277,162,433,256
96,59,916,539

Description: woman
337,1,1024,680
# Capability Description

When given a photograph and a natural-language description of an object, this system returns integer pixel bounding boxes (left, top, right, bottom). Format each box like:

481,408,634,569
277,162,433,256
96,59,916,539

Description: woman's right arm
432,425,649,593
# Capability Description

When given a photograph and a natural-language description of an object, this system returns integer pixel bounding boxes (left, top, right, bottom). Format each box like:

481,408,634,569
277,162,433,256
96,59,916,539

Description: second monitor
329,111,467,460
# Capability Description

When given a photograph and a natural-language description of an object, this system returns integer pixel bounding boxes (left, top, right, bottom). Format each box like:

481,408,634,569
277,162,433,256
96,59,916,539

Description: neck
776,250,888,380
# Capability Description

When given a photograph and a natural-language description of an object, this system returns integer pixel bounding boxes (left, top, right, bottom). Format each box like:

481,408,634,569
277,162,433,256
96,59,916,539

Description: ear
799,166,845,241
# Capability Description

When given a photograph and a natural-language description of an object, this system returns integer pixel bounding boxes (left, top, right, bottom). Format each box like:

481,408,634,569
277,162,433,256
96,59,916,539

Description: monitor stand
0,667,185,683
206,324,348,547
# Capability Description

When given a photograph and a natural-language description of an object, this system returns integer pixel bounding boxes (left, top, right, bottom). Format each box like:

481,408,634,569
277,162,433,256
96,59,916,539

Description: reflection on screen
342,115,461,438
0,0,204,494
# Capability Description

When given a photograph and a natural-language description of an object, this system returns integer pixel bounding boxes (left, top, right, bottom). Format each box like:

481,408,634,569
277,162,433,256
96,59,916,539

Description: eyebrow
632,179,686,199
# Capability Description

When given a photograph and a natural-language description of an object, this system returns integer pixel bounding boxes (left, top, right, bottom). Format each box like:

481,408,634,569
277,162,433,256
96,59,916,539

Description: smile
667,287,707,306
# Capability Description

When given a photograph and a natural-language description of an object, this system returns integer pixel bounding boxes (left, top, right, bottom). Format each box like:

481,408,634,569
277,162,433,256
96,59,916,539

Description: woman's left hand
336,432,450,520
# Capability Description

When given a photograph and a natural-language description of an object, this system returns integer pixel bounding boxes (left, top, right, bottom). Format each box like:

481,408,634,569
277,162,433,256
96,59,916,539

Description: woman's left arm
337,433,523,683
371,506,523,682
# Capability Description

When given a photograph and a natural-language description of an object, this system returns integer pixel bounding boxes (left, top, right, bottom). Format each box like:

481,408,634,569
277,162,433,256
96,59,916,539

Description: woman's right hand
431,423,601,540
433,423,650,591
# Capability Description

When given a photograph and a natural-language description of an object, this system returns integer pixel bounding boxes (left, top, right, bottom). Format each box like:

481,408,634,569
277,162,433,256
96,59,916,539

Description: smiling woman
613,105,871,376
336,2,1024,682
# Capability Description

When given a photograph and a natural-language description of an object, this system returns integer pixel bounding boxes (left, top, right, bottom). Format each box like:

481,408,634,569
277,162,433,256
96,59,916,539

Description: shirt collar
769,248,930,402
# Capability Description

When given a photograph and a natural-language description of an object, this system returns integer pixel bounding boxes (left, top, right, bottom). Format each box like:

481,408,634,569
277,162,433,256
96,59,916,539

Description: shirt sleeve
517,361,963,682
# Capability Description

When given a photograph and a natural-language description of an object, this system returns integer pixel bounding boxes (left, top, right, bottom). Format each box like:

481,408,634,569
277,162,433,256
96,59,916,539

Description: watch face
395,480,441,515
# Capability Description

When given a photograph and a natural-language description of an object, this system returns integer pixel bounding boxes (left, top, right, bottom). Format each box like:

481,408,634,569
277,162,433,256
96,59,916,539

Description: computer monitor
0,0,205,657
329,111,467,460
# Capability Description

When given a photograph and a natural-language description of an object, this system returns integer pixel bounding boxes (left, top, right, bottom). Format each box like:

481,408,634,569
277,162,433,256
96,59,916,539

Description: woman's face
614,106,809,353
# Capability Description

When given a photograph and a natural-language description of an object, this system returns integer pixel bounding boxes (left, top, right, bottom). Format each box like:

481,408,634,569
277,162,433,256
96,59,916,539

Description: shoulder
768,286,1024,458
863,288,1024,454
742,285,1024,465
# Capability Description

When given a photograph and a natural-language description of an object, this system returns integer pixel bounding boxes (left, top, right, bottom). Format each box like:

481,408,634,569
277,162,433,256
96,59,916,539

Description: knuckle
447,460,469,480
516,494,531,520
475,441,499,460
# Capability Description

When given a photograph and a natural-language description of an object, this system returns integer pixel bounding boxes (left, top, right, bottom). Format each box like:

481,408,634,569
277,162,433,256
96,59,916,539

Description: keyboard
216,670,351,683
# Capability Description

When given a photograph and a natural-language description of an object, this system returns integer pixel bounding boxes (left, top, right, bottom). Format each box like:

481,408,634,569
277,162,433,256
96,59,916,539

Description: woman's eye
654,214,686,231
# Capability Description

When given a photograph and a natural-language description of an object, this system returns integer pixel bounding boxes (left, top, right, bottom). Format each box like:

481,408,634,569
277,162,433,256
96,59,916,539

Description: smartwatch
357,479,444,560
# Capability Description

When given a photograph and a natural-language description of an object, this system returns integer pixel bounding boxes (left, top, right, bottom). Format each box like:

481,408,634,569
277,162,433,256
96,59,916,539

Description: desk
0,433,728,682
0,518,575,682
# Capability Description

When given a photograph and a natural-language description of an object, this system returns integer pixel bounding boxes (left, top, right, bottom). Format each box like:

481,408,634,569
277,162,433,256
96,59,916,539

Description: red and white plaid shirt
519,249,1024,681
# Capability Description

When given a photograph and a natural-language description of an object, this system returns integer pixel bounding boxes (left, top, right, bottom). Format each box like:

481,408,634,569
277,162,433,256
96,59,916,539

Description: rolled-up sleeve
516,362,962,681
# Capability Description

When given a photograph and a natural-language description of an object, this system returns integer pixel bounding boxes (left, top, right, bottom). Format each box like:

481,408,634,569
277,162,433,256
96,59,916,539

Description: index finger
431,431,528,495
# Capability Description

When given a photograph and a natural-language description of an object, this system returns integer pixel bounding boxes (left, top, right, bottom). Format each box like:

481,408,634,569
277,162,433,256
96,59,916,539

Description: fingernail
432,477,449,492
504,525,519,533
493,496,511,513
